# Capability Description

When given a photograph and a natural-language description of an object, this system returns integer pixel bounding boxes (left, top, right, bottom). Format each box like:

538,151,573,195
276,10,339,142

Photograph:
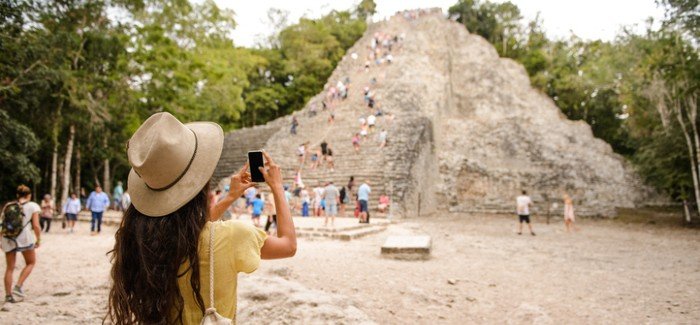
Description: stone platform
381,235,431,260
73,211,388,240
294,217,390,241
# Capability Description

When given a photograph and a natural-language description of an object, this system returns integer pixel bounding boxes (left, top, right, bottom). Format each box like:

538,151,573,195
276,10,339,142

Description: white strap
208,222,215,309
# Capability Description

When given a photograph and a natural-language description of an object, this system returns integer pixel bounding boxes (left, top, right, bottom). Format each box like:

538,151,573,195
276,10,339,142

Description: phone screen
248,151,265,182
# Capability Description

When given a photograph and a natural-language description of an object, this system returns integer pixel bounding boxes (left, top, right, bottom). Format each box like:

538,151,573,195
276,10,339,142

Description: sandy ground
0,214,699,324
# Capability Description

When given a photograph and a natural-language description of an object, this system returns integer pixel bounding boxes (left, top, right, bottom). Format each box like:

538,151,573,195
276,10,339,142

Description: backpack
1,202,28,239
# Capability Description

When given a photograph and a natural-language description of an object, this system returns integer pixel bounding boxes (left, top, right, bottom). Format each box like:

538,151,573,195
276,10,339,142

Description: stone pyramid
214,9,659,217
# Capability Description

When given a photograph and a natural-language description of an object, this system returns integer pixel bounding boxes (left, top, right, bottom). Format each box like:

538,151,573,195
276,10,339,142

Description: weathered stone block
381,235,431,260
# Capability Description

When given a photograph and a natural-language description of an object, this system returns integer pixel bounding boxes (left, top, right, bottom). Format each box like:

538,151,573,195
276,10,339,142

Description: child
251,194,264,227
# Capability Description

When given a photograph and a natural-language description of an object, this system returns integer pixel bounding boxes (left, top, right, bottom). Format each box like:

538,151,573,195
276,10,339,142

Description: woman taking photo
106,112,296,324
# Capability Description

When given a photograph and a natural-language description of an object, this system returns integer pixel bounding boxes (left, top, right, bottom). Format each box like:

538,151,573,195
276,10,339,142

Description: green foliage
634,127,693,200
0,0,367,199
0,110,41,196
240,9,366,127
659,0,699,40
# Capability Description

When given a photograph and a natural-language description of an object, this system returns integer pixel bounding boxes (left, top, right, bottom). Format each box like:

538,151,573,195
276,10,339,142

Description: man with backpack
1,185,41,303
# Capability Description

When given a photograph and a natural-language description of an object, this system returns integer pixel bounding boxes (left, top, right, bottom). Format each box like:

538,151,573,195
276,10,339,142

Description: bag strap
208,222,215,309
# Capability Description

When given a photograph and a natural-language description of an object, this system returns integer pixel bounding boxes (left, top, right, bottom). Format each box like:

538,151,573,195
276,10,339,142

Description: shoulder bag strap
209,222,215,309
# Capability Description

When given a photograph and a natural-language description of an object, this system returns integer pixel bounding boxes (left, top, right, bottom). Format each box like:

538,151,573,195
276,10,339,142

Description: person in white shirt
300,187,311,217
62,193,81,233
516,190,535,236
2,185,41,303
367,114,377,131
312,185,324,217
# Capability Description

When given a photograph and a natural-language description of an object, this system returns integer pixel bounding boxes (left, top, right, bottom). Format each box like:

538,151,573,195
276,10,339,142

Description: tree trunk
686,94,699,220
102,137,111,196
103,158,111,196
57,161,63,200
60,124,75,209
675,110,700,216
50,99,64,200
50,143,58,199
683,200,691,223
74,147,81,196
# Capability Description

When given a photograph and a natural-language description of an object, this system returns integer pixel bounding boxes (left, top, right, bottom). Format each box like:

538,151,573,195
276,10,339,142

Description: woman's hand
228,163,254,199
259,151,283,191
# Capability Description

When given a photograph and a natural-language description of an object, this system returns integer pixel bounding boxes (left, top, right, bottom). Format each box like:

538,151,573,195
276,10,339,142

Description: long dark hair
106,184,209,324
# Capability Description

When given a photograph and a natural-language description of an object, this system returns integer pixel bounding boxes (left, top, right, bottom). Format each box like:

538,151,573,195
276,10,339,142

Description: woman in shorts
63,193,81,233
2,185,41,303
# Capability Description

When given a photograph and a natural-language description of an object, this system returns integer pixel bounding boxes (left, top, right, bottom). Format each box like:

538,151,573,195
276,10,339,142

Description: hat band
138,129,199,192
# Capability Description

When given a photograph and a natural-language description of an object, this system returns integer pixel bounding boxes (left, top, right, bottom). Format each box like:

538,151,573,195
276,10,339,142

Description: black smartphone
248,151,265,182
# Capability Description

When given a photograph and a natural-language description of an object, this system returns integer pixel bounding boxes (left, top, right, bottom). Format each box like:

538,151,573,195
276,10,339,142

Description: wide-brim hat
127,112,223,217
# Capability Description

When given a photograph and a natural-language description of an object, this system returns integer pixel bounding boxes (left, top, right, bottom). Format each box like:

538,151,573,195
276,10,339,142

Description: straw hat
127,112,223,217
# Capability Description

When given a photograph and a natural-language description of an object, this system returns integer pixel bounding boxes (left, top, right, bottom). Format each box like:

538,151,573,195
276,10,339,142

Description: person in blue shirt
251,194,264,227
357,180,371,223
86,186,110,235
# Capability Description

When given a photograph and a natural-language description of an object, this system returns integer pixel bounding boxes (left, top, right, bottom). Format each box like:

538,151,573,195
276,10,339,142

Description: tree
0,111,40,196
355,0,377,21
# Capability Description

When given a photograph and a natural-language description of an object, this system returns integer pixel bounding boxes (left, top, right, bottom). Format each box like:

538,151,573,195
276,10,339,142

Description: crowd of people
210,175,392,234
283,28,405,224
1,182,131,238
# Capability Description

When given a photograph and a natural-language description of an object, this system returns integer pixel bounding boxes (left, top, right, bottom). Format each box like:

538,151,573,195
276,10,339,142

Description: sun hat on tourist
127,112,224,217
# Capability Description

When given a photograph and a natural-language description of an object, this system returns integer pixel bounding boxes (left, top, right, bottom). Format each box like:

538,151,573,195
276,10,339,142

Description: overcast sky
213,0,665,47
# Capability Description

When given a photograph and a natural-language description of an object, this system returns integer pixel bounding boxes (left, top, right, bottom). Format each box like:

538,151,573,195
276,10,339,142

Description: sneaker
531,232,536,236
5,295,17,303
12,285,24,298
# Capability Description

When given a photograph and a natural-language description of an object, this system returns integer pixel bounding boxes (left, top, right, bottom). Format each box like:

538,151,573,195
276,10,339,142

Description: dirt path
260,214,700,324
1,215,698,324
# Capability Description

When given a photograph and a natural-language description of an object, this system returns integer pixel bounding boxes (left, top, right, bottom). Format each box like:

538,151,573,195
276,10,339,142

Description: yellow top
176,220,267,324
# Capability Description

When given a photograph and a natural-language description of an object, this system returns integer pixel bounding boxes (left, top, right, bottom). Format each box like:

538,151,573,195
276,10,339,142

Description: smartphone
248,151,265,183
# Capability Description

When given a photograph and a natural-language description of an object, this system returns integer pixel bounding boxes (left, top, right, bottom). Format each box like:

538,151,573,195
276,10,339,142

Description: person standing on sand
563,193,578,232
2,185,41,303
300,186,311,217
39,194,55,233
357,180,371,223
121,191,131,210
62,193,81,233
113,181,124,211
264,192,277,234
323,182,340,227
106,112,295,324
313,184,324,217
86,186,110,235
251,194,264,227
339,186,348,217
516,190,535,236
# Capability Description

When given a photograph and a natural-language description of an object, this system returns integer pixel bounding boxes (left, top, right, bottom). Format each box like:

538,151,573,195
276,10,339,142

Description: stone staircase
212,121,286,182
215,20,410,211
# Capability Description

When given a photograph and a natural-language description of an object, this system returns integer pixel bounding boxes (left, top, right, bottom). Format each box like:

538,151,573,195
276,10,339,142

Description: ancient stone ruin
214,9,658,217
